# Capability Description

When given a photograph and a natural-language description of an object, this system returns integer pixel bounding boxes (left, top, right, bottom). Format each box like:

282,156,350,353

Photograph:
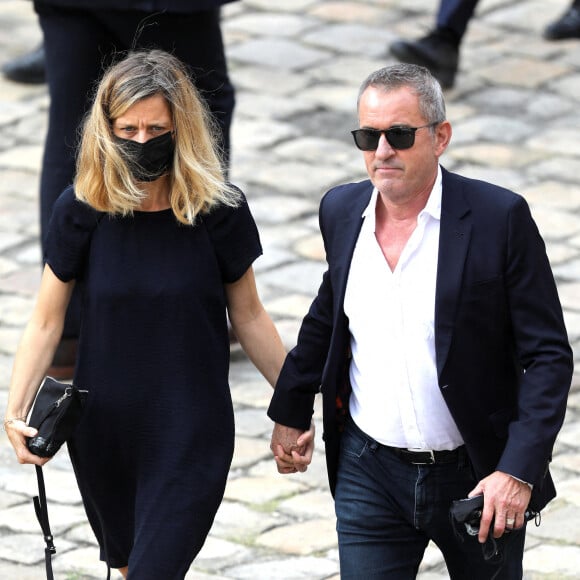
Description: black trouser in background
34,2,235,339
436,0,480,44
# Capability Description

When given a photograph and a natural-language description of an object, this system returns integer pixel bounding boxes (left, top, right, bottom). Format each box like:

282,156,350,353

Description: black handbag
27,376,88,580
27,376,88,458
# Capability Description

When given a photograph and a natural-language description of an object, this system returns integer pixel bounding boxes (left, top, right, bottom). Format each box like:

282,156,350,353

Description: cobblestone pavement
1,0,579,578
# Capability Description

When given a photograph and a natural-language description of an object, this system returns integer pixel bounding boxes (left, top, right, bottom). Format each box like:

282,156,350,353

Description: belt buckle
408,449,435,465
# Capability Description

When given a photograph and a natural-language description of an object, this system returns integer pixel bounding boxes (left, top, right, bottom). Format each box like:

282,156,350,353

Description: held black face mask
115,131,175,182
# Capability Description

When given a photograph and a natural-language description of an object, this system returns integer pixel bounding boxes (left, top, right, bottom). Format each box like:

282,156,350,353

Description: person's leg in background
35,4,237,377
172,9,235,173
544,0,580,40
102,8,238,342
115,8,238,343
37,5,234,251
2,43,46,84
100,8,235,172
435,0,480,43
35,3,116,377
389,0,480,89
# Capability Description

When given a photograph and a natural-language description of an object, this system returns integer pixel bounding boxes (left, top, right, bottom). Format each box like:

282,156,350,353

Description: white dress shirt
344,168,464,451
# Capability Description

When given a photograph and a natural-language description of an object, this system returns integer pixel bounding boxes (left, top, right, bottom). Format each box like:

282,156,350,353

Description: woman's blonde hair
74,49,240,224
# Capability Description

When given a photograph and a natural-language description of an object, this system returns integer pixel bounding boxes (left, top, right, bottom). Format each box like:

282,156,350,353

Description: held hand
293,421,315,471
468,471,532,543
4,420,49,466
271,422,315,474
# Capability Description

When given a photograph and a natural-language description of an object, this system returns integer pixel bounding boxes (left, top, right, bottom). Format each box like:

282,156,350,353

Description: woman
4,50,311,579
32,0,240,378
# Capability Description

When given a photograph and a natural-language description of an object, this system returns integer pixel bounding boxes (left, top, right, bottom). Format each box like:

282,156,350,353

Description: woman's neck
138,176,171,211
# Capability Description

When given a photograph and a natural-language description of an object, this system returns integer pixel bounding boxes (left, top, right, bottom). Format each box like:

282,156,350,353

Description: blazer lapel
435,170,472,378
331,183,373,316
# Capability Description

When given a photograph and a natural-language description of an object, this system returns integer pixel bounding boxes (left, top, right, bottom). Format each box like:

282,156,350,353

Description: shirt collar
362,165,443,227
422,165,442,222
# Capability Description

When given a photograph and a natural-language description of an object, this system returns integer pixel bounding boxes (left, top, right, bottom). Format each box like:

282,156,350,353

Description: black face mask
115,131,175,182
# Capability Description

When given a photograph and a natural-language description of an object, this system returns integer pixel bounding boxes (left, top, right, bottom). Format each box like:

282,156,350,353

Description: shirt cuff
510,474,534,490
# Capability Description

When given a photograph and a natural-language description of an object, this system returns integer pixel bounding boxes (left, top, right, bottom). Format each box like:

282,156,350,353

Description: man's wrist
509,473,534,490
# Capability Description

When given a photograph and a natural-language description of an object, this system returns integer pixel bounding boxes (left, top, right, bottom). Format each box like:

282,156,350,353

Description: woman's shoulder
46,187,105,280
53,186,104,229
202,184,249,228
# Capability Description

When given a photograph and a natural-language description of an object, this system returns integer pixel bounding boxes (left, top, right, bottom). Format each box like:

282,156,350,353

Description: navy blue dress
45,186,262,578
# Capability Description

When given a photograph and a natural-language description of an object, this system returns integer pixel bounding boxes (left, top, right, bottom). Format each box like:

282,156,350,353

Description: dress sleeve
44,186,102,282
204,187,263,283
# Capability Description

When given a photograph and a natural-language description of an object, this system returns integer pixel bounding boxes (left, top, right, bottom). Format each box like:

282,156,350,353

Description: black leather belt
346,417,467,466
386,445,467,465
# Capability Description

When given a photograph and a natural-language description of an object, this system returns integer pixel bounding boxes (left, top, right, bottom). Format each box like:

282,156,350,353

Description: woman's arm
4,264,75,465
225,266,286,388
226,266,315,472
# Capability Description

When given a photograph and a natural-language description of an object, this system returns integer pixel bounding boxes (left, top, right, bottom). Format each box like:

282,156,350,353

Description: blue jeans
335,418,526,579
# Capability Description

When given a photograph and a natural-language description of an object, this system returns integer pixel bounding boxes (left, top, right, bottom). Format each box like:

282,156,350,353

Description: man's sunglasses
351,122,440,151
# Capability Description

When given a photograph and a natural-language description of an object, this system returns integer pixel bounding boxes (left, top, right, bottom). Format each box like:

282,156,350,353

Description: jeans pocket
341,423,369,459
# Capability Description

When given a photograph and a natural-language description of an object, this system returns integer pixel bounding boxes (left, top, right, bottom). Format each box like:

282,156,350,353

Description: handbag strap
33,465,55,580
33,465,112,580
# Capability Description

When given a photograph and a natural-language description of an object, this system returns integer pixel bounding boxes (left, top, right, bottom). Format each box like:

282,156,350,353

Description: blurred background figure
3,0,239,378
2,43,45,84
389,0,580,89
544,0,580,39
389,0,478,89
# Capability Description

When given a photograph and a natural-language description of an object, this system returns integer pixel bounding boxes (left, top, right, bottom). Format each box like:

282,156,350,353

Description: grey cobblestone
1,0,579,578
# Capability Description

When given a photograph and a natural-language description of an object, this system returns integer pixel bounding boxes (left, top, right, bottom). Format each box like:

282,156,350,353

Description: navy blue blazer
268,167,573,511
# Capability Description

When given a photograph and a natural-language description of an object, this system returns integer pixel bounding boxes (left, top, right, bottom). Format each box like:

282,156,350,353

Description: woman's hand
4,419,50,466
4,264,74,467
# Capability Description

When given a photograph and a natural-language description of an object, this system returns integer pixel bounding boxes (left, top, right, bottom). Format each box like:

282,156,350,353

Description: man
268,64,573,578
389,0,580,89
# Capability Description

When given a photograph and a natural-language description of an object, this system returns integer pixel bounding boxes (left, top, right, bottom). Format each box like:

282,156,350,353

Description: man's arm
474,196,572,541
496,196,572,484
268,267,336,471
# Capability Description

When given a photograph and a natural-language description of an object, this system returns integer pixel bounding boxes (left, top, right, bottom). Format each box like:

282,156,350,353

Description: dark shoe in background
389,30,459,89
544,6,580,40
48,338,78,380
2,44,46,84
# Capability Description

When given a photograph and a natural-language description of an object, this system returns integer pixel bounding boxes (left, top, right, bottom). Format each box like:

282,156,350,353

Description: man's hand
270,422,315,474
468,471,532,543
